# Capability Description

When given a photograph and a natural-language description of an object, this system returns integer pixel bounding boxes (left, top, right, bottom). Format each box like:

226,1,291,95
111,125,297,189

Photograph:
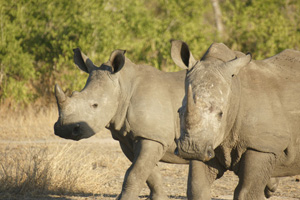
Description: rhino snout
54,122,82,140
204,144,215,161
54,121,96,141
174,147,179,156
72,123,81,136
54,121,62,136
175,138,215,161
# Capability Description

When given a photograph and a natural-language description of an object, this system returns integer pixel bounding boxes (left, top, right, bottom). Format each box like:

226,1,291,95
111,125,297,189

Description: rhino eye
92,103,98,108
177,107,182,114
218,111,223,119
177,107,184,116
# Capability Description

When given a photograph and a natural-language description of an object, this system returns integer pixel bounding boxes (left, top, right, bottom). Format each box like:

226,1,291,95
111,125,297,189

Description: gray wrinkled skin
54,48,205,200
171,40,300,200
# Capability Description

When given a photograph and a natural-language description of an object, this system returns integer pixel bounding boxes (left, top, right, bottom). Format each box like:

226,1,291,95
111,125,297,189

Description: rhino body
171,40,300,199
54,48,205,199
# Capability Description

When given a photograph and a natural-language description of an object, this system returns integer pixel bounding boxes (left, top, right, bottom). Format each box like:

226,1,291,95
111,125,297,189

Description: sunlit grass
0,105,130,198
0,141,131,198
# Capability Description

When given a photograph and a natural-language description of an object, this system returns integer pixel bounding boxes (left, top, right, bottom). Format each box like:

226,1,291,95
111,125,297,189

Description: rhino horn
185,84,201,127
55,84,66,104
186,84,196,115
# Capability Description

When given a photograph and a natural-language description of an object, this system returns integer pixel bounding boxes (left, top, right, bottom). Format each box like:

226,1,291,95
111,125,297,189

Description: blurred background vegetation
0,0,299,107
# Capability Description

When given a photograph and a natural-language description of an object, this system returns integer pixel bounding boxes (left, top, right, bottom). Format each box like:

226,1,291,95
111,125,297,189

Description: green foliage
223,0,300,59
0,0,300,105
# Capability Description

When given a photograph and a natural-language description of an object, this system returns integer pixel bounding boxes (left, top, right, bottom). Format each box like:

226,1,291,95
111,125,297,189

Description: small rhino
171,40,300,200
54,48,204,199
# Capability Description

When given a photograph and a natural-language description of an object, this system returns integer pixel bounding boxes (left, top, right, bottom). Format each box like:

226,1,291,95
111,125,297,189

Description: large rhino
171,40,300,200
54,48,204,200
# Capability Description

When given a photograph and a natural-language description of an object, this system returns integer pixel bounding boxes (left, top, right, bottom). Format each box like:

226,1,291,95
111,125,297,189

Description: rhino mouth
54,121,96,141
175,137,215,162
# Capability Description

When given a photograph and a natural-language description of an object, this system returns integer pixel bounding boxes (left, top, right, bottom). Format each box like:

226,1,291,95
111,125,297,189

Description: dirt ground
0,108,300,200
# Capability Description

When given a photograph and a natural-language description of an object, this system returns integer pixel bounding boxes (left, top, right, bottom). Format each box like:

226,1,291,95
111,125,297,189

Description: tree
211,0,225,39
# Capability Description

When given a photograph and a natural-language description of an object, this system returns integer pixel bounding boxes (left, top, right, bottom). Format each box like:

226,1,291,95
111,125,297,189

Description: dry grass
0,105,131,199
0,104,57,141
0,141,131,196
0,142,134,199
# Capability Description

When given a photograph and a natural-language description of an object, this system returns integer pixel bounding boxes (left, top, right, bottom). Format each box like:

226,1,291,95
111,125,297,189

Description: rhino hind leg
264,177,279,198
118,139,168,200
234,149,276,200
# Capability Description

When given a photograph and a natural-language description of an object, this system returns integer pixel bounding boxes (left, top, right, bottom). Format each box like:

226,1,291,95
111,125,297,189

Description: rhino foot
146,194,169,200
264,178,279,198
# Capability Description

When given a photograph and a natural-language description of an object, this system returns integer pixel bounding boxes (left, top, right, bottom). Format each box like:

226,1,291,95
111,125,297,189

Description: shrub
0,0,299,106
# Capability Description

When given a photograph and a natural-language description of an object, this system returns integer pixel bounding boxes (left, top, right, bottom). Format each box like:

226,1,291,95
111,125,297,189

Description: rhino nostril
207,150,213,158
174,147,179,156
72,124,81,135
206,145,215,159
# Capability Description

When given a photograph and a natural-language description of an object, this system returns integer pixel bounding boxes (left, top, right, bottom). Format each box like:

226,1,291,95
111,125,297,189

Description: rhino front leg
264,177,279,198
146,165,168,200
187,159,223,200
234,149,276,200
119,141,168,200
118,139,167,200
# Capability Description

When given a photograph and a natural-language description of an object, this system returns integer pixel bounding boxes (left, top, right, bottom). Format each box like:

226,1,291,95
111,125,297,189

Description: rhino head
54,49,126,140
171,40,251,161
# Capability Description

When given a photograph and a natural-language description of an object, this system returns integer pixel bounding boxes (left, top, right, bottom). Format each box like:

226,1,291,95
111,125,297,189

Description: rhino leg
146,166,168,200
187,159,224,200
234,149,276,200
264,177,279,198
119,141,168,200
118,139,167,200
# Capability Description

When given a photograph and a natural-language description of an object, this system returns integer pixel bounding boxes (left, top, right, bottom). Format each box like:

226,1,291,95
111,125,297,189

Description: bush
0,0,299,106
222,0,300,59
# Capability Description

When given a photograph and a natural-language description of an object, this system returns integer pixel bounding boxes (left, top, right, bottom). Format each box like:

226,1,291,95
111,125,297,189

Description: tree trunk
211,0,225,39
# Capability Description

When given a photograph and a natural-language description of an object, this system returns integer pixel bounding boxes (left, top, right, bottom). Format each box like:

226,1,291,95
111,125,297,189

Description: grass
0,103,58,141
0,146,49,195
0,104,132,199
0,142,132,198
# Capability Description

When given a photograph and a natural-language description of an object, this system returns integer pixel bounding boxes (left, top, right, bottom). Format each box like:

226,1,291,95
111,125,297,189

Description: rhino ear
201,43,236,62
170,40,197,70
226,53,252,76
73,48,97,74
109,49,126,73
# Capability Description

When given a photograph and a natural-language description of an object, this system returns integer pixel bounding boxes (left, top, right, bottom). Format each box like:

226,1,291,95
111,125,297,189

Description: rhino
171,40,300,200
54,48,206,200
